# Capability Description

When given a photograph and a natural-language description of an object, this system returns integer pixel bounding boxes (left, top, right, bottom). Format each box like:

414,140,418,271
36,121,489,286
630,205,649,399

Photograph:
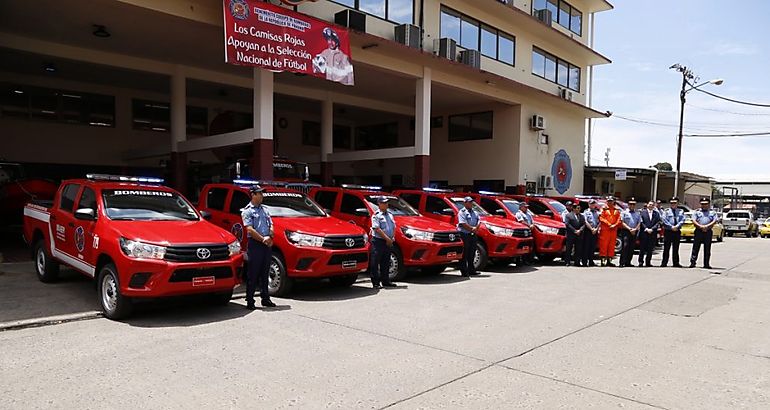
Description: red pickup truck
310,186,464,281
394,189,533,270
22,174,244,319
199,182,370,296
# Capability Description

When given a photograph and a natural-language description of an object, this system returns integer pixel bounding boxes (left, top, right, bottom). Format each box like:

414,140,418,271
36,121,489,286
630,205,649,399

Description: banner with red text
223,0,354,85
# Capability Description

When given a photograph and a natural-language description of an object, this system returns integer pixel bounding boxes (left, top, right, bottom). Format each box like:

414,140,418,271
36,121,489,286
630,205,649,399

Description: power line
693,87,770,108
684,131,770,138
612,114,770,133
688,104,770,117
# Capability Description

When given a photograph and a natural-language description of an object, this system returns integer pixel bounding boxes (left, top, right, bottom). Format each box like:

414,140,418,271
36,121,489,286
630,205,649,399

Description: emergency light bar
478,190,505,196
422,187,453,193
233,179,288,187
340,184,382,191
86,174,164,184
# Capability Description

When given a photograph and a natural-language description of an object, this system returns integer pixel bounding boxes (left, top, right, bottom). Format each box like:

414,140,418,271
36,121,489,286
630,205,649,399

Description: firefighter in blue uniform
619,198,641,268
581,199,600,267
690,197,717,269
241,185,276,309
661,197,685,267
515,202,536,265
457,196,480,277
369,196,397,289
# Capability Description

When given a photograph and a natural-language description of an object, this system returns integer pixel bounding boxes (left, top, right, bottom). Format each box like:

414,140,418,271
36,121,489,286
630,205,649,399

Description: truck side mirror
200,210,212,220
543,210,554,216
440,208,455,217
495,209,506,217
353,208,369,217
74,208,96,221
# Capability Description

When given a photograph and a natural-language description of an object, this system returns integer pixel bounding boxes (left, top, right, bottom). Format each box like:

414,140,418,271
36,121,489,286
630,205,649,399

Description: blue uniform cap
249,185,265,194
463,196,473,203
377,196,389,204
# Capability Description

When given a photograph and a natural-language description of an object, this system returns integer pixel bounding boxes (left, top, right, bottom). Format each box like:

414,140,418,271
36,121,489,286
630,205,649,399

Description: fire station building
0,0,611,195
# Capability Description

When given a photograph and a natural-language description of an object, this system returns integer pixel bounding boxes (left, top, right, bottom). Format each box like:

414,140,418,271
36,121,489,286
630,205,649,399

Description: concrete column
251,68,274,180
414,67,432,187
170,66,187,193
320,97,334,185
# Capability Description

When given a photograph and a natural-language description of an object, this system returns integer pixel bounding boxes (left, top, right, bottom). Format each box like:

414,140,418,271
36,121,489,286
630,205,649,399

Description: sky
591,0,770,181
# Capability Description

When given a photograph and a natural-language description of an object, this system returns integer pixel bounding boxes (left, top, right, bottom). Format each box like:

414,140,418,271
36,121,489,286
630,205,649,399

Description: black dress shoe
588,262,596,267
382,283,397,288
673,264,683,268
246,303,257,311
261,300,277,308
638,263,644,267
660,264,667,267
704,265,713,269
689,263,696,268
645,263,653,267
373,284,383,289
607,262,616,267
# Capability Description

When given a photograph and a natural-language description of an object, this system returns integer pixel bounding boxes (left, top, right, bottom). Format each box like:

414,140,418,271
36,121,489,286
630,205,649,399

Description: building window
533,0,582,36
355,122,398,150
440,7,516,66
332,0,413,24
1,83,115,127
131,99,209,134
448,111,493,142
532,47,581,92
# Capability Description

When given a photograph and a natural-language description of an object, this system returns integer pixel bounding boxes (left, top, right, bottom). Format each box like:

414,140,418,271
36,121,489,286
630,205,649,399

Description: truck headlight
119,237,166,260
535,223,560,235
484,223,514,237
401,226,434,241
228,240,241,256
285,231,325,247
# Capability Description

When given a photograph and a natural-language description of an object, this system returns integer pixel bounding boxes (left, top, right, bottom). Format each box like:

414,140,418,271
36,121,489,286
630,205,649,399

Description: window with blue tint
532,47,581,92
440,7,516,66
534,0,582,36
568,64,580,92
532,49,545,77
545,54,556,81
557,60,569,87
440,9,461,43
335,0,354,6
359,0,385,19
388,0,413,25
570,7,582,35
480,26,497,58
498,34,515,65
558,1,570,29
546,0,559,18
533,0,547,11
460,17,480,50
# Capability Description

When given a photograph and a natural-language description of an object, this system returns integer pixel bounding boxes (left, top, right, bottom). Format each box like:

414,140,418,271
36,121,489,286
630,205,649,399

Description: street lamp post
669,64,723,198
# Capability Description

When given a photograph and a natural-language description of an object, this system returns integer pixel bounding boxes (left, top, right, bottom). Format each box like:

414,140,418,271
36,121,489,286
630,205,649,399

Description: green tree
654,162,673,171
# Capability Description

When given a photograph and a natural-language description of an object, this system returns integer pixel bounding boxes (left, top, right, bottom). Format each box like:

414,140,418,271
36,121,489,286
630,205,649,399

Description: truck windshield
549,201,567,214
102,189,199,221
263,192,325,217
448,198,490,215
365,195,419,216
273,161,308,181
501,200,521,214
727,212,750,219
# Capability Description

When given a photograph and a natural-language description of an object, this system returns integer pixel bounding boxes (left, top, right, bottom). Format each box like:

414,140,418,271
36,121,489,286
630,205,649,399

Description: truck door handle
68,223,75,227
223,220,231,224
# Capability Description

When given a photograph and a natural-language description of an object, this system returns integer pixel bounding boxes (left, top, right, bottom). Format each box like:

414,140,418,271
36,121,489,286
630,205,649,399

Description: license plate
447,252,457,258
342,260,357,270
192,276,215,287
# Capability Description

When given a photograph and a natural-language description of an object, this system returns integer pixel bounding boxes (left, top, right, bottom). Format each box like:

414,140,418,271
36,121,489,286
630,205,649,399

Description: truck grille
323,235,367,250
169,266,233,282
432,231,462,243
164,244,230,262
328,252,368,265
512,229,532,238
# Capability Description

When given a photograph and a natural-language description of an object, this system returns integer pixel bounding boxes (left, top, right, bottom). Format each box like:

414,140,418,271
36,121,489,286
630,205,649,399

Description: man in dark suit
562,201,585,266
638,200,660,267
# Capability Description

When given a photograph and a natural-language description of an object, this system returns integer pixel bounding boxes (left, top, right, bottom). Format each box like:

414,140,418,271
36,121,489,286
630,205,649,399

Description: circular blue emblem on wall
551,149,572,194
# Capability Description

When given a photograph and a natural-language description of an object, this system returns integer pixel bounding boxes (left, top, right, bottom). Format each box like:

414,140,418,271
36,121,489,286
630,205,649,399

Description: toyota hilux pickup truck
23,174,244,319
199,181,370,296
723,210,757,237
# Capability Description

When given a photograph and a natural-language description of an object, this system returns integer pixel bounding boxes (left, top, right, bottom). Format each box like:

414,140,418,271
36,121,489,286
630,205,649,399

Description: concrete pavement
1,237,769,409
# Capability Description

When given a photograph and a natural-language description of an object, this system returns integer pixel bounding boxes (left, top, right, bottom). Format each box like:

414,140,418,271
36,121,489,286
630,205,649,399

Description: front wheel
388,247,407,282
473,242,489,271
34,240,59,283
268,254,293,297
98,263,133,320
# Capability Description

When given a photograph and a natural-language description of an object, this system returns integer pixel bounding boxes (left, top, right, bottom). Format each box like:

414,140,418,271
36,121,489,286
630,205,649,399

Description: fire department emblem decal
551,149,572,195
74,226,85,252
229,0,249,20
231,223,244,242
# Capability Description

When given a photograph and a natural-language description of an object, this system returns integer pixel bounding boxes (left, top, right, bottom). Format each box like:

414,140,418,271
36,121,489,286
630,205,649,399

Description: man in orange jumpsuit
598,197,622,266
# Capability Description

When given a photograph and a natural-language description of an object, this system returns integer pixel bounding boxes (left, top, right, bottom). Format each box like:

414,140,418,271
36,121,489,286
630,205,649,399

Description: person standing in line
638,200,661,267
690,197,717,269
660,197,685,267
241,185,276,309
515,202,536,265
619,198,641,268
581,200,600,267
598,197,622,266
369,196,397,289
563,201,585,266
457,196,481,277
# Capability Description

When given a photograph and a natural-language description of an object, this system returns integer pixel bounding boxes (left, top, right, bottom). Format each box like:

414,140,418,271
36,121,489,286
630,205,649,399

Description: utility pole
604,148,610,167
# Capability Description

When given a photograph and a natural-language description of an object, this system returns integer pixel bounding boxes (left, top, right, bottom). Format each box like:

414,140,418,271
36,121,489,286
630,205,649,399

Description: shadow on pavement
485,265,538,274
0,263,100,323
125,296,255,328
287,280,380,302
401,272,469,285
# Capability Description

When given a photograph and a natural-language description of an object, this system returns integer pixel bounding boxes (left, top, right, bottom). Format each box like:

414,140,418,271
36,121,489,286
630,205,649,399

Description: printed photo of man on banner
223,0,355,86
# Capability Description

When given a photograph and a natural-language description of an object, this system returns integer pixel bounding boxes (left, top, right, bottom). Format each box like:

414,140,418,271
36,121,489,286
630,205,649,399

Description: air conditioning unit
560,88,574,101
395,24,421,49
530,114,546,131
535,9,552,25
433,38,457,60
459,49,481,69
539,175,553,190
335,9,366,32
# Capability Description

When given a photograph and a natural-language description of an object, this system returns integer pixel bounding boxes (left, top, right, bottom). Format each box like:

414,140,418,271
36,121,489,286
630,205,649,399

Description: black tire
615,237,623,254
421,265,447,275
329,273,359,287
388,247,407,281
98,263,133,320
537,254,556,264
684,237,692,242
268,253,293,297
33,240,59,283
473,242,489,271
210,289,234,306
